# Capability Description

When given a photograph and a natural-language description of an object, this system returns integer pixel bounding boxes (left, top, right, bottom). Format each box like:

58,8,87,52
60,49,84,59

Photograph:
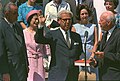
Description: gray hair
3,2,16,14
102,11,116,23
57,10,73,19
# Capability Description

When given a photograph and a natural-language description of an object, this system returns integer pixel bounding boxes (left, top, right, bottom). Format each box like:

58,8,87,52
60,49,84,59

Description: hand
2,73,10,81
38,15,46,25
89,58,97,67
95,51,104,59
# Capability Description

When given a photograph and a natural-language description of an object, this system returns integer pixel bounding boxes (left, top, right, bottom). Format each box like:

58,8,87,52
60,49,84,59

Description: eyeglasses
61,18,72,22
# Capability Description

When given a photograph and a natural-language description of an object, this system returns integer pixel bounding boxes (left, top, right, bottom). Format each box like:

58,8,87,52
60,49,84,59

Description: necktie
100,31,108,51
65,32,71,48
12,24,17,34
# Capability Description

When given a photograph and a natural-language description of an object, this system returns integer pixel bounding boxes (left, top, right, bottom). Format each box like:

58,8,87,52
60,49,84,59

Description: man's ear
57,18,61,24
4,11,9,16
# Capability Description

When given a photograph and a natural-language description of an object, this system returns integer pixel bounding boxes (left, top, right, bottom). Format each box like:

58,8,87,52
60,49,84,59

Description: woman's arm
90,26,98,59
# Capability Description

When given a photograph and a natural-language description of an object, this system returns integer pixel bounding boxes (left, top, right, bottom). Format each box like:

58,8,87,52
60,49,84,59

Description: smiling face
29,14,39,28
80,9,89,22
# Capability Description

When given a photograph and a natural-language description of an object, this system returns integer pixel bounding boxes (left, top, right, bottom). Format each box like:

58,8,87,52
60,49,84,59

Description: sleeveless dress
73,23,99,80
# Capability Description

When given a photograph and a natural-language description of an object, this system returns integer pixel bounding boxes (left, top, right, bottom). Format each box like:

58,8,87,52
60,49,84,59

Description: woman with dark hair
23,10,48,81
72,4,98,80
104,0,120,27
18,0,43,29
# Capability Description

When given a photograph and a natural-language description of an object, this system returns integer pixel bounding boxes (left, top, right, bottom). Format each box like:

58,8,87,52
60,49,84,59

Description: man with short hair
0,2,28,81
35,10,83,81
95,11,120,80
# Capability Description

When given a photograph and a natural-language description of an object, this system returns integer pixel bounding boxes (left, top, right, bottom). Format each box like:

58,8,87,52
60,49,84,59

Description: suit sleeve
104,33,120,66
0,26,9,74
34,27,53,44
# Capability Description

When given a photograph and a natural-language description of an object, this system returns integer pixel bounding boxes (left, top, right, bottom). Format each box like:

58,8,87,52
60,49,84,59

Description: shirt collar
4,17,13,27
108,26,115,35
60,27,70,37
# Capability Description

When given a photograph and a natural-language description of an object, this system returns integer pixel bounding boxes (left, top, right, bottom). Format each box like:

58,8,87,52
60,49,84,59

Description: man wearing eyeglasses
35,10,83,81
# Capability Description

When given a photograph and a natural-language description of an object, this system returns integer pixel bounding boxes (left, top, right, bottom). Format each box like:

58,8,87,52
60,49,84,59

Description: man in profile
95,11,120,80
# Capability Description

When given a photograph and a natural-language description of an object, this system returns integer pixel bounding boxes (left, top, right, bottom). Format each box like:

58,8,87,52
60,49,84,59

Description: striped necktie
65,32,71,48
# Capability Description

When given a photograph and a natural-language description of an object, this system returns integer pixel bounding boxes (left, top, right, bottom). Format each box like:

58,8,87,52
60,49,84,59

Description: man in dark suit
0,2,28,81
95,11,120,80
35,10,83,81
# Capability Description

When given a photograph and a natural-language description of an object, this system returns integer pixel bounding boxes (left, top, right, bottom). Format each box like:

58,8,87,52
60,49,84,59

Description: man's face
99,16,108,31
8,5,18,23
59,13,72,31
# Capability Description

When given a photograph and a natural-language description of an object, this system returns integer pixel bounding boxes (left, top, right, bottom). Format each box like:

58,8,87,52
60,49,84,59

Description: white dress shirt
106,26,115,41
60,27,71,44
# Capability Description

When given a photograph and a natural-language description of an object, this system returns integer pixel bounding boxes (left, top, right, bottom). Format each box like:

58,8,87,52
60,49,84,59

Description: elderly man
95,11,120,80
0,2,28,81
35,10,83,81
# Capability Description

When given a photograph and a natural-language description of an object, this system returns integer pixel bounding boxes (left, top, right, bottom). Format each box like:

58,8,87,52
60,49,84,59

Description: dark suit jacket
98,26,120,80
35,27,83,81
0,18,28,81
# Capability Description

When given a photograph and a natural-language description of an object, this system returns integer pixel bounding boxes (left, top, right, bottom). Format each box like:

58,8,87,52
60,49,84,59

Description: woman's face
30,15,39,28
80,9,89,22
105,1,115,11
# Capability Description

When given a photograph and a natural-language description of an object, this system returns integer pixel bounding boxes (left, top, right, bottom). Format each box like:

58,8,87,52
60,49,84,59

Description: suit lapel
58,29,71,48
5,20,23,44
70,32,75,48
13,25,23,44
102,26,118,50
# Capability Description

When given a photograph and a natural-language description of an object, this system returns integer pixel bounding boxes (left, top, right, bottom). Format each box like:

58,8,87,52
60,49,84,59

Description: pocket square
74,42,79,45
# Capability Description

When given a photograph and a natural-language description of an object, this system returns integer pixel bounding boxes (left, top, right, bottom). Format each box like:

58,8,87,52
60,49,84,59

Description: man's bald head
99,11,116,31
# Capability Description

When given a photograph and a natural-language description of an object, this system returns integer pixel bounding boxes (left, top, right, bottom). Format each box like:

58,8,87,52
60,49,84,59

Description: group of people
0,0,120,81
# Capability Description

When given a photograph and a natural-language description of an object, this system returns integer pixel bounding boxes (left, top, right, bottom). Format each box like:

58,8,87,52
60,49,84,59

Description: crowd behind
0,0,120,81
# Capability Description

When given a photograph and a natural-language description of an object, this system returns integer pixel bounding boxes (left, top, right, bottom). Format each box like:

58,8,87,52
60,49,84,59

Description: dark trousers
65,68,78,81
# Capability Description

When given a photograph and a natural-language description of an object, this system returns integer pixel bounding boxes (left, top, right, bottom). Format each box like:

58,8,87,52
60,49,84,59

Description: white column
94,0,106,40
